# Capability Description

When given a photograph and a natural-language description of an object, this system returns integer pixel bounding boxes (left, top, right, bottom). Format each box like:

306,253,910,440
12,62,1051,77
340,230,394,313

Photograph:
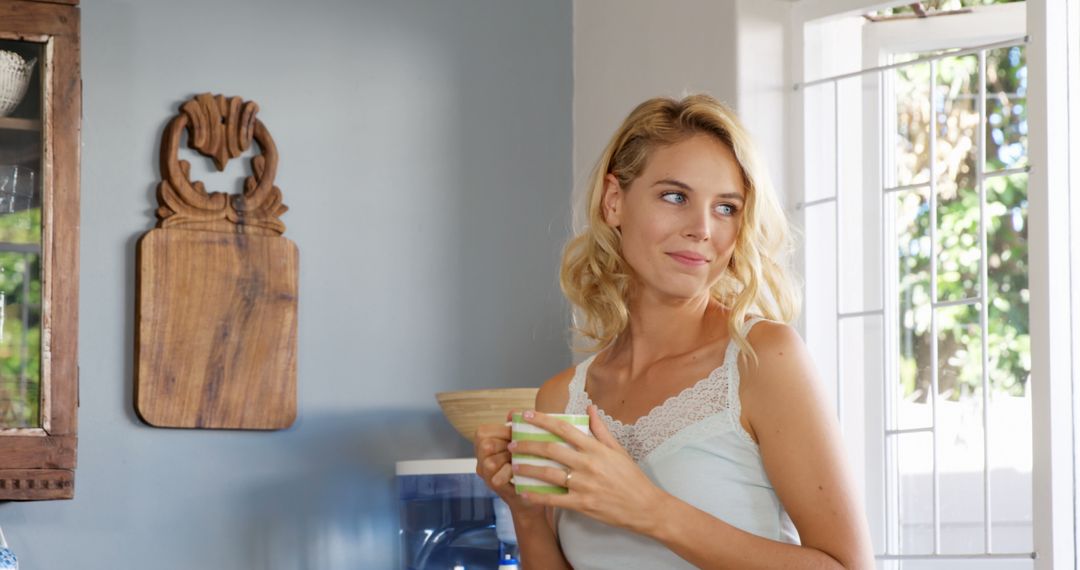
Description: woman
475,94,874,569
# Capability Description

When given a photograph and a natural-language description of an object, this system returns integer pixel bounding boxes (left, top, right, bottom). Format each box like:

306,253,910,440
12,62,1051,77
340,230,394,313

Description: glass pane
897,431,933,554
804,201,837,386
803,82,836,203
899,559,1033,570
986,173,1028,397
932,55,981,303
0,38,44,430
837,75,873,315
986,172,1031,553
989,400,1032,554
985,46,1027,172
935,187,981,303
894,62,931,187
839,313,883,425
869,0,1026,18
934,54,978,194
0,254,41,428
895,188,932,430
841,314,885,550
935,303,985,554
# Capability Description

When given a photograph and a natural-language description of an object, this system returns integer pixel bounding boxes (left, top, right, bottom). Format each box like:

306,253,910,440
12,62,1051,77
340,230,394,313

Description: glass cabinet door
0,38,44,431
0,0,80,501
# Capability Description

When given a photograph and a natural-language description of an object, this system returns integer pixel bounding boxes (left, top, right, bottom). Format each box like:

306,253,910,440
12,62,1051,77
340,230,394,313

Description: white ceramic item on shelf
0,526,17,570
0,50,36,118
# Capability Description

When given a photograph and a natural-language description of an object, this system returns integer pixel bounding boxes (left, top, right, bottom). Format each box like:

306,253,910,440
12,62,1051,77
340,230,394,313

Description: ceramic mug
510,412,591,495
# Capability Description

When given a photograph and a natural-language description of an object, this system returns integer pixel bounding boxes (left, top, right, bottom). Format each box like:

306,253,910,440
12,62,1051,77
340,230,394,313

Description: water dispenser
397,458,518,570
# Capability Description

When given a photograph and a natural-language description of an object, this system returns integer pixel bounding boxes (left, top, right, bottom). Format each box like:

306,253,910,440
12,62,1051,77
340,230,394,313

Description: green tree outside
0,206,42,428
894,40,1028,403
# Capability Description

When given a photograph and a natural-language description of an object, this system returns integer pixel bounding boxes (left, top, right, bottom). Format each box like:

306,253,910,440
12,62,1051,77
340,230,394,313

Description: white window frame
866,4,1030,563
787,1,1078,568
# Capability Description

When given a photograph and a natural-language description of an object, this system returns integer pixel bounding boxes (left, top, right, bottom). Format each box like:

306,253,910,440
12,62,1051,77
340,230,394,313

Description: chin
631,267,719,302
648,281,712,302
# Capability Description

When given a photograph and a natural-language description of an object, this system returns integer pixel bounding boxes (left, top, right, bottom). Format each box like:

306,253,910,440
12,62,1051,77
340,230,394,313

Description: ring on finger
563,469,573,488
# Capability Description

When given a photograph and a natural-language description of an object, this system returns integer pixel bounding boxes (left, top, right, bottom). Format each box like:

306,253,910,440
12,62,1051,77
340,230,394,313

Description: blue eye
716,204,737,216
661,192,686,205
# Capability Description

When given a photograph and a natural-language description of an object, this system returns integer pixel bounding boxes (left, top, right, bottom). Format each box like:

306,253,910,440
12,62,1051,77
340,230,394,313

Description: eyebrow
652,178,745,201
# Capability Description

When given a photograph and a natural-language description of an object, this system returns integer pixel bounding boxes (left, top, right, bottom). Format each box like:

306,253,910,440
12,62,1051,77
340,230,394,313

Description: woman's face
602,133,746,303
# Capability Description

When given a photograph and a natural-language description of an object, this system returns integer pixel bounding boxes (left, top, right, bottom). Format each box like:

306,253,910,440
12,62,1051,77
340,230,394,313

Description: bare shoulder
739,320,821,418
742,320,812,380
746,319,806,359
535,365,577,414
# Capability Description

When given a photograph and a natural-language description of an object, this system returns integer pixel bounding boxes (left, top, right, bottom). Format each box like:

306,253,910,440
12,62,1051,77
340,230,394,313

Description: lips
667,251,709,266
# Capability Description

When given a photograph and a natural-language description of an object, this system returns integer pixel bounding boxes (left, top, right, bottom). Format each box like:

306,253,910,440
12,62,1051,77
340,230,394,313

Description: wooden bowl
436,388,538,443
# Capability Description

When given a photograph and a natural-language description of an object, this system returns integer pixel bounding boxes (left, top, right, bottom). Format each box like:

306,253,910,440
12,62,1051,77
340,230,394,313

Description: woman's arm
511,508,570,570
509,368,576,569
514,323,874,569
645,322,875,568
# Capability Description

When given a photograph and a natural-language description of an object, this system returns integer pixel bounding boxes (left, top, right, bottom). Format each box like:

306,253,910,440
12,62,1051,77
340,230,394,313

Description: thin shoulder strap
564,354,597,414
741,315,767,337
725,316,768,446
725,315,767,362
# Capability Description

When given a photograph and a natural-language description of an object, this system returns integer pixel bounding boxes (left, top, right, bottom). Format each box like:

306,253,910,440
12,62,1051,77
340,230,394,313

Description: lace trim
565,318,764,462
648,413,733,463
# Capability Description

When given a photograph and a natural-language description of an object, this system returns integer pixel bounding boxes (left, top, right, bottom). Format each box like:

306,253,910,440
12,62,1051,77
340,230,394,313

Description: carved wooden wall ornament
136,93,298,430
157,93,287,235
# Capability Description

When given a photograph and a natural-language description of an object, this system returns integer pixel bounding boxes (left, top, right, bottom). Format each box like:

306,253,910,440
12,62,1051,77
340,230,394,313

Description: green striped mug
511,412,591,494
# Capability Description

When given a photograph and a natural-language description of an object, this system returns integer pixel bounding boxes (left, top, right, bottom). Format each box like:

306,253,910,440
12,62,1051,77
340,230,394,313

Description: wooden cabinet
0,0,80,500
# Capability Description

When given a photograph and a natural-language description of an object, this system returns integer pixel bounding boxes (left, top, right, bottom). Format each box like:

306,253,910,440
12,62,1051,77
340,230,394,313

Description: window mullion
928,58,943,556
976,46,993,555
835,80,844,426
878,66,901,560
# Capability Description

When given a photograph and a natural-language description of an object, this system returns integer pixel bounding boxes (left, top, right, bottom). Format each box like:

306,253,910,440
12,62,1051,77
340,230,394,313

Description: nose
682,207,711,241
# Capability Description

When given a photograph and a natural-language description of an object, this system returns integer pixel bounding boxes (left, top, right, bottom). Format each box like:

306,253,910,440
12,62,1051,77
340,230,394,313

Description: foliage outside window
894,45,1028,403
0,207,42,428
870,0,1025,18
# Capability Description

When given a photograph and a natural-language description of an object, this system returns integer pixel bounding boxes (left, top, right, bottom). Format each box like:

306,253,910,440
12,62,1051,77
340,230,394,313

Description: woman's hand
508,405,670,536
474,410,546,518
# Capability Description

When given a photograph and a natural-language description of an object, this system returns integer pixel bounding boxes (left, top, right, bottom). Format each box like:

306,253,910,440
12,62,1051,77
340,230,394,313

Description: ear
600,173,624,229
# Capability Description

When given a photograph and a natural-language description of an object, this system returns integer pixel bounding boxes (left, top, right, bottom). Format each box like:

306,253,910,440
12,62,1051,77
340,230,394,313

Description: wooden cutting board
135,93,298,430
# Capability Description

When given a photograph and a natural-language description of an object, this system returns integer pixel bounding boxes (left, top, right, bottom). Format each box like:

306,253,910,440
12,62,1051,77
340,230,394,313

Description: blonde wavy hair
560,94,800,362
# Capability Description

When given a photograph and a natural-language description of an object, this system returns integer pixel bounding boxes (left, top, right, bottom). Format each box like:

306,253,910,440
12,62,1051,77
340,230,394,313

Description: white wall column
1027,0,1078,567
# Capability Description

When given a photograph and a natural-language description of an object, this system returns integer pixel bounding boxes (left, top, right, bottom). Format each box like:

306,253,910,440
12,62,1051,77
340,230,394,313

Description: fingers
479,450,511,479
508,439,579,468
474,423,511,446
512,462,571,487
476,434,509,458
491,462,513,487
586,404,621,449
474,424,512,466
521,410,598,451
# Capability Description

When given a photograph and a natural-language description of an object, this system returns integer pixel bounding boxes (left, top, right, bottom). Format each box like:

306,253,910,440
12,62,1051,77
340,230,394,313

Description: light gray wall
0,0,572,568
572,0,738,214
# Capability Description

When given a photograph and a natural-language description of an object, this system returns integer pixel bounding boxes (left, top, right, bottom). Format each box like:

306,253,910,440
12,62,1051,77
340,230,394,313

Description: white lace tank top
555,318,800,569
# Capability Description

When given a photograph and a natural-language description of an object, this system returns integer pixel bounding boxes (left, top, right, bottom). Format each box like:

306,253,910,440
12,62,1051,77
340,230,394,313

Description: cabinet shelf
0,117,42,132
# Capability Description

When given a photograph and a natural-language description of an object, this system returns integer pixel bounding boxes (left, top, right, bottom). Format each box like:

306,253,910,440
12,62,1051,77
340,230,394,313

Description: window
788,0,1079,567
